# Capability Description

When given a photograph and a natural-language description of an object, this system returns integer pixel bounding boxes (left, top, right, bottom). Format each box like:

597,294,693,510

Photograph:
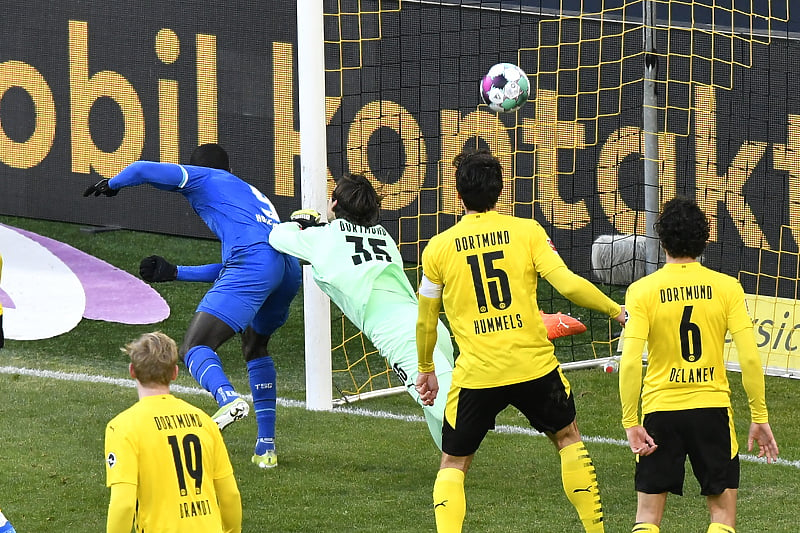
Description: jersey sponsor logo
106,452,117,468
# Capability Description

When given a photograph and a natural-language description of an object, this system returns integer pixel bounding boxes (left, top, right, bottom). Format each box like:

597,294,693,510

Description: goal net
299,0,797,408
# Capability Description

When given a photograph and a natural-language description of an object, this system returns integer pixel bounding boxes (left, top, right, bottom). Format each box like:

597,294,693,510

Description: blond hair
123,331,178,386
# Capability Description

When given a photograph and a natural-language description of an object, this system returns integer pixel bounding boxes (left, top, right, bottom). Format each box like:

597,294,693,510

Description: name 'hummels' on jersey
473,312,524,335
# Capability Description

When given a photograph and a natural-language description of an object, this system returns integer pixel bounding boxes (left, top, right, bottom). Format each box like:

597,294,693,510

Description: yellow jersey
421,211,567,388
623,262,755,415
105,394,235,533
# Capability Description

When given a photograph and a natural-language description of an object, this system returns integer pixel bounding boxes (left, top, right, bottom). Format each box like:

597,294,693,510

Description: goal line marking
1,365,794,469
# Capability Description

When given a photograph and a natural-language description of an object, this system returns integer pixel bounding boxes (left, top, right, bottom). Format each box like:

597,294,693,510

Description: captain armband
418,275,443,299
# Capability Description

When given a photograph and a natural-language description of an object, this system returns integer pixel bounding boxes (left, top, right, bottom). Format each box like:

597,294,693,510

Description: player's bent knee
241,329,271,362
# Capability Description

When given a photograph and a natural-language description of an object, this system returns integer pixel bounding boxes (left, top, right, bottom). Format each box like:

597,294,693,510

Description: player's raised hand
83,178,119,197
139,255,178,282
290,209,324,229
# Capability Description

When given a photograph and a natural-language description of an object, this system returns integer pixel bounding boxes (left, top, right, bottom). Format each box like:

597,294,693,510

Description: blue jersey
109,161,280,261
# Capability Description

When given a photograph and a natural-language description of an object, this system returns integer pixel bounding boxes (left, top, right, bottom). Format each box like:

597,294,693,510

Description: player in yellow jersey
415,148,626,533
105,332,242,533
618,196,779,533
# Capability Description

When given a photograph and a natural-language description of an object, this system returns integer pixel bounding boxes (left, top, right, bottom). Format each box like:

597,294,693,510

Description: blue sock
184,345,237,407
248,355,277,455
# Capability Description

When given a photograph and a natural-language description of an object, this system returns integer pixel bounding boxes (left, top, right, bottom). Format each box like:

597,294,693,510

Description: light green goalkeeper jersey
270,219,454,449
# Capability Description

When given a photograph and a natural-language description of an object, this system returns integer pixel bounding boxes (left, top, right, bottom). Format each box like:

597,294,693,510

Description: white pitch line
2,365,796,469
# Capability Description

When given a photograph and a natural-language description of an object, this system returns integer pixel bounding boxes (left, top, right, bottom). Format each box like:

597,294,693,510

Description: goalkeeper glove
139,255,178,282
290,209,325,229
83,178,119,197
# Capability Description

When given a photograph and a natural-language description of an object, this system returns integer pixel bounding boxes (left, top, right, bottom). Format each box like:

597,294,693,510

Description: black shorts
441,366,576,457
635,407,740,496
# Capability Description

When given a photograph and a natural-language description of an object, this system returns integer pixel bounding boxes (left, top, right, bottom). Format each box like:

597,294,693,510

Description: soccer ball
480,63,530,113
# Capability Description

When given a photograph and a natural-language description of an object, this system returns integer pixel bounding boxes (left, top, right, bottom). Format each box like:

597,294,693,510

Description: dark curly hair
331,173,383,226
453,148,503,212
654,196,710,259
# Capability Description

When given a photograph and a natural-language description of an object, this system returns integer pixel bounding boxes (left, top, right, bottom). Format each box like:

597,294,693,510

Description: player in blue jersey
269,173,455,450
85,144,301,469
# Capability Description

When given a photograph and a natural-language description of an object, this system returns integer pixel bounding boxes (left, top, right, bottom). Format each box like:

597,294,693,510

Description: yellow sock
560,441,604,533
632,523,660,532
432,468,466,533
707,523,735,533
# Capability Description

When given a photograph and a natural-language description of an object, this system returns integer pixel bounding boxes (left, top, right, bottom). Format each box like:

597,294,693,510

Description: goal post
298,1,799,410
297,0,332,411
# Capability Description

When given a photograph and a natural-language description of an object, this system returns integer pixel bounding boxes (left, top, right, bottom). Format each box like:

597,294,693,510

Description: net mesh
317,0,797,400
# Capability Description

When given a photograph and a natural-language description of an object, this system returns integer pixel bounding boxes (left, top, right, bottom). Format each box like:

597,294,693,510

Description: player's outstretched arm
139,256,178,282
544,266,622,319
290,208,326,229
83,178,118,197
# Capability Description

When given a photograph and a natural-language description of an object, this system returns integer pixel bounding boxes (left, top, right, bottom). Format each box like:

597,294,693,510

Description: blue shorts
196,243,301,335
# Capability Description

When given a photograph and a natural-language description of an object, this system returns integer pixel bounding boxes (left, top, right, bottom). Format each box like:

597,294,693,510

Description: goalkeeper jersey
105,394,235,533
622,261,760,416
109,161,281,262
269,219,454,367
421,211,568,388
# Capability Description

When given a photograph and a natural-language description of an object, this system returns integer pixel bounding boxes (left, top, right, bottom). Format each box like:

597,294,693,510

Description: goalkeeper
269,173,454,450
85,144,301,469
